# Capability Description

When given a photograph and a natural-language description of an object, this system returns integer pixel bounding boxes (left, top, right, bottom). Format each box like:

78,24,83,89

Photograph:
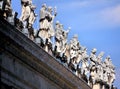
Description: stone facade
0,17,91,89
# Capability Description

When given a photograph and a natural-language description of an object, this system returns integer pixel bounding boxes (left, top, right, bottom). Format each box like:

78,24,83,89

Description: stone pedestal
102,85,105,89
93,83,101,89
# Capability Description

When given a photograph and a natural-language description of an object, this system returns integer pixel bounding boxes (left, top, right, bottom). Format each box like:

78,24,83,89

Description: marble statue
38,3,48,40
104,56,115,89
69,35,80,59
54,21,70,63
54,22,64,58
45,6,57,52
28,5,37,28
20,0,37,41
95,52,104,81
89,48,97,87
3,0,12,19
0,0,17,25
38,4,50,51
81,47,89,78
76,46,89,83
28,4,37,41
89,48,97,67
60,27,70,63
7,11,15,25
38,5,57,53
68,35,81,72
20,0,31,36
102,61,108,83
20,0,31,27
89,50,105,87
47,6,57,38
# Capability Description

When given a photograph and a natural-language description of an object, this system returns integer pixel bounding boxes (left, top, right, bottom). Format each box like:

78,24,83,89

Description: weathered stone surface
0,17,91,89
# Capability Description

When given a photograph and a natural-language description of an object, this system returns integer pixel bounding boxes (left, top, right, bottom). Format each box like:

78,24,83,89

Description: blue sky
12,0,120,88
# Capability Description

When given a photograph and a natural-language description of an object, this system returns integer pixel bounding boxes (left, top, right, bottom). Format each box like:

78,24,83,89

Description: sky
12,0,120,88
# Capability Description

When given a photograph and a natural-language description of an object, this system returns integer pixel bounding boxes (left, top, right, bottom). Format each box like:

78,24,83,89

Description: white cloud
100,5,120,26
68,1,89,8
58,1,89,10
58,0,113,10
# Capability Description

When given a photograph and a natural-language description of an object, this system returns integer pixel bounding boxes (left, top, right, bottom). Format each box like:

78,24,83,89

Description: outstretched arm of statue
54,6,57,16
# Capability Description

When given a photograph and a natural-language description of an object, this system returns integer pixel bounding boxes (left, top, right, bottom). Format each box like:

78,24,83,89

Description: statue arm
40,9,46,19
54,6,57,16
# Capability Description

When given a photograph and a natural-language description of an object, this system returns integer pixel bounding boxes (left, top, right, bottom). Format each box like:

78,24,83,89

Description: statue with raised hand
68,34,81,72
104,56,115,89
42,6,57,53
38,3,50,49
96,51,104,81
28,4,37,40
60,26,70,63
54,21,63,57
89,48,97,67
81,47,89,75
89,48,97,87
47,6,57,45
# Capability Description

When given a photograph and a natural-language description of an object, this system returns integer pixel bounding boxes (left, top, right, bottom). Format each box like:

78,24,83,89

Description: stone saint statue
38,5,57,53
38,3,48,41
54,21,63,58
7,11,16,25
28,4,37,40
68,35,81,72
28,5,37,28
3,0,12,19
38,4,50,52
54,21,70,62
104,56,115,89
81,47,89,76
47,6,57,38
20,0,31,27
96,52,104,81
60,27,70,63
89,48,97,87
76,47,89,83
54,21,70,63
69,35,80,59
20,0,37,40
0,0,17,25
89,48,97,67
45,6,57,52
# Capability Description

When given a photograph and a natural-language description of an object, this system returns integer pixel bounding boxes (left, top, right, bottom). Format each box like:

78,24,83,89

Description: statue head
106,55,110,59
48,6,52,12
42,3,47,9
73,34,78,39
91,48,97,53
56,20,60,25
